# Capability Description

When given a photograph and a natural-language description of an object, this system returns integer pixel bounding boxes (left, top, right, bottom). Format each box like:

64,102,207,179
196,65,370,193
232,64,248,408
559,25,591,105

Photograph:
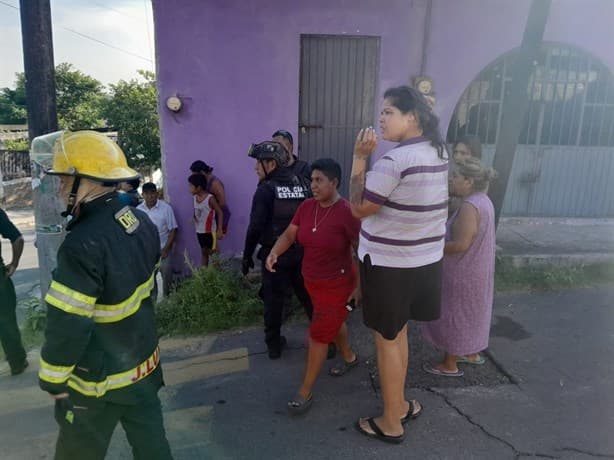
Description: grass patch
155,256,263,336
495,257,614,292
20,297,46,347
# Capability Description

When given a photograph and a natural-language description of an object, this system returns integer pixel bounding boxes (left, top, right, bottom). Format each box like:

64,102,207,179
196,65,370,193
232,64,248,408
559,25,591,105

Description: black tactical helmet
247,141,288,167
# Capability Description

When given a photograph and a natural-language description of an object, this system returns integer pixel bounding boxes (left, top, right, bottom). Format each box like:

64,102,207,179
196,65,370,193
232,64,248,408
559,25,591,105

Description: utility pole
489,0,551,228
19,0,58,140
19,0,64,297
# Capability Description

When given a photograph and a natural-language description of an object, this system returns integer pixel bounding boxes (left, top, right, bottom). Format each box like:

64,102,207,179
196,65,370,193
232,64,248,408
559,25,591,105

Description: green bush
155,257,263,336
4,138,29,151
21,297,47,333
21,298,47,350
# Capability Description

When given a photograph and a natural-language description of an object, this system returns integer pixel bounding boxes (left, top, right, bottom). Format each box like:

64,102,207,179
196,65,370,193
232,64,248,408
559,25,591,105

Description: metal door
298,35,380,198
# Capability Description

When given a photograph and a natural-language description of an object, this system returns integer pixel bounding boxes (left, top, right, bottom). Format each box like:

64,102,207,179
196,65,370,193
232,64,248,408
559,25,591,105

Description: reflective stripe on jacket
45,272,155,323
40,346,160,397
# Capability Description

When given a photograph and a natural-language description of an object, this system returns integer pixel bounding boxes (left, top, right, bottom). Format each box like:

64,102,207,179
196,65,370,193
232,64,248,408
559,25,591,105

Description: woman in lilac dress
422,157,497,376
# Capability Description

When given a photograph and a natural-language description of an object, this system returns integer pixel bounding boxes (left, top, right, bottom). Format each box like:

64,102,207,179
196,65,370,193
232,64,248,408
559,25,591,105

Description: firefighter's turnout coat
39,192,163,404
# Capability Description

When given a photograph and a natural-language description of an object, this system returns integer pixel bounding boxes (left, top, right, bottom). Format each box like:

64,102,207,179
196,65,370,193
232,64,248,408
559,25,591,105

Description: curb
499,253,614,268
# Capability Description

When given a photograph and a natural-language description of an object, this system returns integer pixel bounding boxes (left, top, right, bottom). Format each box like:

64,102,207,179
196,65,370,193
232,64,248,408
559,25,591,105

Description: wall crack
557,447,614,458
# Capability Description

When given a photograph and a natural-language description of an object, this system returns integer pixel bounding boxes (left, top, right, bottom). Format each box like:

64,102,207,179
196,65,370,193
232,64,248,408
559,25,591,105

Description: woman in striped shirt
350,86,448,444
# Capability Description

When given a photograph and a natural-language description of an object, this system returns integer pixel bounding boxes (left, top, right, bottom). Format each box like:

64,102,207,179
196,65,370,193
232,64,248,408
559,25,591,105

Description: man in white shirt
138,182,178,297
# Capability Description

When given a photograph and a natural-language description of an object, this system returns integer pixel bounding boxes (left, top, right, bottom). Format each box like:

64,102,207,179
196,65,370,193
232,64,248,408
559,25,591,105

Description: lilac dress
421,193,495,355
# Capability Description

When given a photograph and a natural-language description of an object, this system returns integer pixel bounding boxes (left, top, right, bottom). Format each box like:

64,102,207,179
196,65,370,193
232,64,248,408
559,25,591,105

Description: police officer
0,207,27,375
242,141,313,359
37,131,173,459
272,129,311,182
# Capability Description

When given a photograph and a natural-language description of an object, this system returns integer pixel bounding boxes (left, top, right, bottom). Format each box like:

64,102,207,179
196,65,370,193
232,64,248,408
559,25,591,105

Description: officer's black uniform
291,156,312,183
0,209,26,374
39,192,173,460
243,166,313,356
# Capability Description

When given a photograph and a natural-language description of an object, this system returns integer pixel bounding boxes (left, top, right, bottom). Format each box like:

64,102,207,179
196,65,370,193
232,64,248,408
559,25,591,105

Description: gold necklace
312,197,338,232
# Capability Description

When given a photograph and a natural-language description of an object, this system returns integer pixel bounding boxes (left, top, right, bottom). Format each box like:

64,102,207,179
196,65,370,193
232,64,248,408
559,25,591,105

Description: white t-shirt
137,199,178,249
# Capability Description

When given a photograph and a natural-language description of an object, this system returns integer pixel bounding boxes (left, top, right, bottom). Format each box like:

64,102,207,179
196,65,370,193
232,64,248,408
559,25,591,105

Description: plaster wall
153,0,614,263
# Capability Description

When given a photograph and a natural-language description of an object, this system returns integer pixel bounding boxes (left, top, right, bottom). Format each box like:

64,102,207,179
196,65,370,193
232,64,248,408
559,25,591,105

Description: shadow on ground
177,308,512,392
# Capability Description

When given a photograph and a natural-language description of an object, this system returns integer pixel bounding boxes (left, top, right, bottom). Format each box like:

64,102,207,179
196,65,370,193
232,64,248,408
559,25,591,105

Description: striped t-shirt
358,136,448,268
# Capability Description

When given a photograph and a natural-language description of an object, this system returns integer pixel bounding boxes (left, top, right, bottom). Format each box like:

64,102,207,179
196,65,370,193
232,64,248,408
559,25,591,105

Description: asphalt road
1,284,613,459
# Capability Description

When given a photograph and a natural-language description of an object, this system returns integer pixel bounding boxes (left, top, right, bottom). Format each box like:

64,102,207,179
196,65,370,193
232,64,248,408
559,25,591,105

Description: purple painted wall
152,0,614,267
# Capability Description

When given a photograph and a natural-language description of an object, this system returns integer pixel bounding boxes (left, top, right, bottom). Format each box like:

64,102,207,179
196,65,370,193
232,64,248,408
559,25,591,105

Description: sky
0,0,155,89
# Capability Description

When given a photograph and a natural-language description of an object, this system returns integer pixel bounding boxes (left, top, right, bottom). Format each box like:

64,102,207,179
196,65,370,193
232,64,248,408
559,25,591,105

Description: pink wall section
152,0,614,268
428,0,614,132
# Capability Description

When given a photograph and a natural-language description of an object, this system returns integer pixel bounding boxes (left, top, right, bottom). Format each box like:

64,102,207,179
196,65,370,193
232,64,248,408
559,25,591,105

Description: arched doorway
447,43,614,217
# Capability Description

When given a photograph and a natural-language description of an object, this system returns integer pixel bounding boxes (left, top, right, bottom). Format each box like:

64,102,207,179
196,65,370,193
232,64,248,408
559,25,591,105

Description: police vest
260,175,310,248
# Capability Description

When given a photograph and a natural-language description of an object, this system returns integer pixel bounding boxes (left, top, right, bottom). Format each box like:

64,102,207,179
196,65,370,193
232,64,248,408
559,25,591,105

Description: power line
0,0,18,10
92,1,145,23
59,26,152,63
0,1,152,63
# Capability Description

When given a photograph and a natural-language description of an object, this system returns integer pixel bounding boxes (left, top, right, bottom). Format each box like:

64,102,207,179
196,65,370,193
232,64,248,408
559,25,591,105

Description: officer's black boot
10,359,29,375
267,336,287,359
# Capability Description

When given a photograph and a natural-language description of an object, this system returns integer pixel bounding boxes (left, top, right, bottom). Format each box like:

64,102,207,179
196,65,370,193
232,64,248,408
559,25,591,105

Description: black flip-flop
355,417,404,444
329,355,359,377
287,394,313,416
400,399,423,425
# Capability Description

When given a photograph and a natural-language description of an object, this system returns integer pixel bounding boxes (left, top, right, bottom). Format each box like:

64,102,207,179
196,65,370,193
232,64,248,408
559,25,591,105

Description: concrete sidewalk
496,217,614,266
4,207,35,231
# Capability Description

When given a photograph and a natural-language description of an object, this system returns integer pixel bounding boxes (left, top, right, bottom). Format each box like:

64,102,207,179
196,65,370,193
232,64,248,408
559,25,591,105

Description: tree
0,77,27,124
54,63,106,130
104,70,160,168
0,63,106,130
0,65,161,168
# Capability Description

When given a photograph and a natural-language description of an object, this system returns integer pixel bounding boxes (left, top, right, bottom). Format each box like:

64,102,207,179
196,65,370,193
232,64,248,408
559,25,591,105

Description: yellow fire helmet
47,130,139,182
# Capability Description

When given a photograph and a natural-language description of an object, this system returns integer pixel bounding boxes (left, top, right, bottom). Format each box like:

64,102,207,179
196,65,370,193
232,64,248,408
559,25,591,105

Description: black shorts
196,232,214,250
359,255,442,340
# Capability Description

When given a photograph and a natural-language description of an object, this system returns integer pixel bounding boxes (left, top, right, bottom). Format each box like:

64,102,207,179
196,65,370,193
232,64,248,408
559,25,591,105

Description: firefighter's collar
66,191,118,230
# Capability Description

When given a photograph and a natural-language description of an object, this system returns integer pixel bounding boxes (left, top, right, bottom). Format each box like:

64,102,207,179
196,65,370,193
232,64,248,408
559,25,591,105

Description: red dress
291,198,360,343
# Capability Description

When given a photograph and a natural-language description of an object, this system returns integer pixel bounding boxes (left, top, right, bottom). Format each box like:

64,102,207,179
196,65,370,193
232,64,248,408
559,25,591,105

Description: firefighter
37,131,173,460
242,141,313,359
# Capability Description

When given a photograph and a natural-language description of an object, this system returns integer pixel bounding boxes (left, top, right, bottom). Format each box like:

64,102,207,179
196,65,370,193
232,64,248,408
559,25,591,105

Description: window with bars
447,44,614,147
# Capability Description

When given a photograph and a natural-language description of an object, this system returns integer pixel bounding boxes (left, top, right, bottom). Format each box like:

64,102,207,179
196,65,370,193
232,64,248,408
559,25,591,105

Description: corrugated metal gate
481,146,614,217
448,44,614,217
298,35,380,198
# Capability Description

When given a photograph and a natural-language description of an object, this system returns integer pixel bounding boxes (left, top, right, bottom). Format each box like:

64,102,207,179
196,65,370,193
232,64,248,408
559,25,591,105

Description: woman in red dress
266,158,361,415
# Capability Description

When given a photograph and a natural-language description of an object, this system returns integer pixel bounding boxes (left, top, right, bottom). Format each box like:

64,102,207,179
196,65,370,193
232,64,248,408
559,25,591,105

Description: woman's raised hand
265,252,278,272
354,127,377,159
